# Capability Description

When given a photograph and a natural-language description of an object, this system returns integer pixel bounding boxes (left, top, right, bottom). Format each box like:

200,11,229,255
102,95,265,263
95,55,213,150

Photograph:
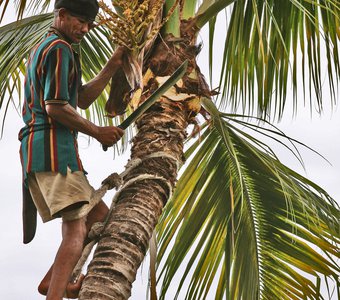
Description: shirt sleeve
42,44,74,103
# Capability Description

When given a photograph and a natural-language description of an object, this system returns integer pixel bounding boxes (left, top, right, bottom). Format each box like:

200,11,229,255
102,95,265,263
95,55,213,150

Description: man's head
53,0,99,43
55,0,99,22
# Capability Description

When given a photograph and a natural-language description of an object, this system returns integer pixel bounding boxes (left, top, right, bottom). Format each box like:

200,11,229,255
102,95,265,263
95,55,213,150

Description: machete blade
103,60,188,151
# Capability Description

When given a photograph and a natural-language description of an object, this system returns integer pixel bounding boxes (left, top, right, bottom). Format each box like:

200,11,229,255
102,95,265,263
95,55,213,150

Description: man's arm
46,103,124,146
78,47,125,109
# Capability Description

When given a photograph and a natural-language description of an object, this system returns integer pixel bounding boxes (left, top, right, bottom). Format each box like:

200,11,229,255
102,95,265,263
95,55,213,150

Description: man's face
60,10,95,43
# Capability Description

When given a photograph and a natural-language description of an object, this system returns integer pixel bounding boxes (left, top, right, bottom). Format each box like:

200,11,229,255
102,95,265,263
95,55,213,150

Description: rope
71,152,181,280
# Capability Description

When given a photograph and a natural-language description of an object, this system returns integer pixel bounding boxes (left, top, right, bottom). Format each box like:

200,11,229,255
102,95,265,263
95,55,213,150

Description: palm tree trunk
79,97,188,299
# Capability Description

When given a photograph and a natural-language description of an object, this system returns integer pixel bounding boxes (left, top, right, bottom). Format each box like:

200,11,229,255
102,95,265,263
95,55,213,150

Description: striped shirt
19,31,84,184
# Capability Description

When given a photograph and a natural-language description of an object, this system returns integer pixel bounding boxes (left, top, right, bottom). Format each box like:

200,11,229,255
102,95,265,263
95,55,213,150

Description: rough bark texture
79,98,188,299
78,19,212,297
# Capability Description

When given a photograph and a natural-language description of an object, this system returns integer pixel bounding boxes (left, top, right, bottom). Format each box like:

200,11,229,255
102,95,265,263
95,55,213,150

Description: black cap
55,0,99,22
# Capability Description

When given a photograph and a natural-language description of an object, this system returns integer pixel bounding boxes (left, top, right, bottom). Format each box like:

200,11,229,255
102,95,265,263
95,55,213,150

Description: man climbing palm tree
18,0,124,298
0,0,336,299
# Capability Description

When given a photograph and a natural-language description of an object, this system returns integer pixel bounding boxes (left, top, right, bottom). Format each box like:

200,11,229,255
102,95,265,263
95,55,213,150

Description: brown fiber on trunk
79,24,213,297
79,98,188,299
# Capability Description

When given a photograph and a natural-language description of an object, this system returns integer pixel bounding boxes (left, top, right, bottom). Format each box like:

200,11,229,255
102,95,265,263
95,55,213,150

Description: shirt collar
48,26,74,45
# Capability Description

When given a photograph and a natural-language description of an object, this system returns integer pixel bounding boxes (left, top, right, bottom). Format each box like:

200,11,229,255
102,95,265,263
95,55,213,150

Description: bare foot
38,281,49,296
65,274,85,299
38,274,85,298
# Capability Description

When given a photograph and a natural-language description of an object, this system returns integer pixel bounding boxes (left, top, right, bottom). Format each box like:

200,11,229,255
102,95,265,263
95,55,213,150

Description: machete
103,60,188,151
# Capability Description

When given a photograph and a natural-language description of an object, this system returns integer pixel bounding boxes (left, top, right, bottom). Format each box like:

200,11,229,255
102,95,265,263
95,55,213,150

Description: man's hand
94,125,124,148
109,46,126,66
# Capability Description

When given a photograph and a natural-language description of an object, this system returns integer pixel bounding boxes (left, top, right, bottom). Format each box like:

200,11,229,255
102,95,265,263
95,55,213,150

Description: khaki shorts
27,168,99,223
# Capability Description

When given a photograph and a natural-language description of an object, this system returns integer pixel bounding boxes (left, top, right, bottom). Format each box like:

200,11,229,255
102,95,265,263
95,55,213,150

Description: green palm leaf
0,0,52,21
0,13,53,129
198,0,340,119
157,100,340,299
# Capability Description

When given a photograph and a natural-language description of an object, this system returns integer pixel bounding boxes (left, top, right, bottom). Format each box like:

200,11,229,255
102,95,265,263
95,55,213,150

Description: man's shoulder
41,34,73,53
32,33,73,59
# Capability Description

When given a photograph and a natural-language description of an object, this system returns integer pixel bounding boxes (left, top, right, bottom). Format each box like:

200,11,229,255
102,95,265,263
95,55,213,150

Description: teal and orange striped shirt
19,31,84,184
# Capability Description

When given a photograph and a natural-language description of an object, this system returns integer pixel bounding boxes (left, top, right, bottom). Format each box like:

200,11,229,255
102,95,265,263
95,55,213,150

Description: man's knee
87,200,109,225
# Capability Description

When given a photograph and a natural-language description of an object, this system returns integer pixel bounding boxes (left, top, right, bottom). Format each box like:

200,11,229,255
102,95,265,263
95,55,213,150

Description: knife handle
102,125,123,151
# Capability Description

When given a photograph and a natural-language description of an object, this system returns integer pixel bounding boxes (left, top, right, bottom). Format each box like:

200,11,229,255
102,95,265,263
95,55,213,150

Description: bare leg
38,200,109,297
66,201,110,297
46,217,86,300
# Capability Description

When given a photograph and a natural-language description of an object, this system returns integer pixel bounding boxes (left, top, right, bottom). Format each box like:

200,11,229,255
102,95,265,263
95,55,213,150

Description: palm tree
1,0,339,299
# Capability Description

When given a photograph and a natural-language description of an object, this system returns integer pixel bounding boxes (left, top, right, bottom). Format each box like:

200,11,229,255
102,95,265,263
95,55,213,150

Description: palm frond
156,100,340,299
197,0,340,120
195,0,236,28
0,0,52,22
0,13,53,133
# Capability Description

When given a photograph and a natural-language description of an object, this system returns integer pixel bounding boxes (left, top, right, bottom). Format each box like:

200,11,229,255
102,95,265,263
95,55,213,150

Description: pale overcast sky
0,2,339,300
